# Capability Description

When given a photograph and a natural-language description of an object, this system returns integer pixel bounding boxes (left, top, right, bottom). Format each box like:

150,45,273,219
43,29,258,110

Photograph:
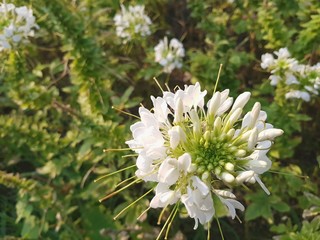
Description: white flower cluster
126,82,283,230
261,47,320,102
154,37,185,73
114,5,152,43
0,3,38,51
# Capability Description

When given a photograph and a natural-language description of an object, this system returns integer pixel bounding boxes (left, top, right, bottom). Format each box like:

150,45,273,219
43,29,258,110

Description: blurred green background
0,0,319,239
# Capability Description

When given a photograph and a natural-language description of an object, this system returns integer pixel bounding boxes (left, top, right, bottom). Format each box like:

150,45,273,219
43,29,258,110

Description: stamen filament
112,106,140,119
214,63,223,93
122,154,138,158
216,217,225,240
154,77,164,92
103,147,137,152
165,204,179,239
157,205,168,225
99,178,141,202
115,175,137,188
269,170,308,179
113,188,154,220
94,164,136,182
236,215,242,224
137,206,151,220
156,204,178,240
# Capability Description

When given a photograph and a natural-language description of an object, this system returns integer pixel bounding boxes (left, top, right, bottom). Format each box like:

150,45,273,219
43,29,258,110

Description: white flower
154,37,185,73
285,90,311,102
0,3,38,51
261,53,275,69
181,177,214,229
114,4,152,43
150,183,180,208
261,48,320,101
274,47,291,59
122,82,283,233
269,75,281,86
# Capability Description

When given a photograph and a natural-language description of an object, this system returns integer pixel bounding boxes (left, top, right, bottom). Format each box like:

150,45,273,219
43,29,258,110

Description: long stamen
137,206,151,220
157,205,169,225
103,147,134,152
236,215,242,224
113,188,154,220
94,164,136,182
112,106,140,119
216,217,225,240
122,154,138,158
154,77,164,92
269,170,309,179
115,175,137,188
165,83,170,91
156,204,178,240
165,204,179,239
207,221,211,240
214,64,223,93
99,178,141,202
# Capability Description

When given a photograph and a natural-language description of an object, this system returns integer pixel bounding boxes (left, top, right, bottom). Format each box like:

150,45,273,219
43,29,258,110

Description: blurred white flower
285,90,311,102
154,37,185,73
114,4,152,43
261,53,275,69
0,3,38,51
261,48,320,101
122,82,283,235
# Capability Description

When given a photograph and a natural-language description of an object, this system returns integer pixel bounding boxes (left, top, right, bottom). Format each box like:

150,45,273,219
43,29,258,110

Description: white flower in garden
261,53,274,69
261,48,320,101
285,90,311,102
118,82,283,237
0,3,38,51
113,4,152,43
154,37,185,73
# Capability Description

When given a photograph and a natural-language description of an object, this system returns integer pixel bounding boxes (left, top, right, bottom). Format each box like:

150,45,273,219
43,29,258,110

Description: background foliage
0,0,319,239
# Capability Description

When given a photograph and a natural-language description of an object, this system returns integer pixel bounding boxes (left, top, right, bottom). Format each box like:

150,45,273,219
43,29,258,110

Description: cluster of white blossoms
0,3,38,51
114,4,152,43
261,47,320,102
125,82,283,232
154,37,185,73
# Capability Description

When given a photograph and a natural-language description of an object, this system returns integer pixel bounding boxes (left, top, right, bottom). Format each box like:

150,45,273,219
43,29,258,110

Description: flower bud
258,128,284,141
173,98,183,123
208,92,221,117
221,172,235,183
230,92,251,114
225,162,234,171
248,102,261,129
215,190,236,198
247,127,258,151
235,149,246,157
236,170,255,183
227,108,242,127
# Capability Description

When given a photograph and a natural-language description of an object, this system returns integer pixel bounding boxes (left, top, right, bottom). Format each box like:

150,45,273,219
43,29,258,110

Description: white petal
207,91,221,117
215,190,236,198
258,128,284,141
254,175,270,195
230,92,251,113
247,127,258,150
236,170,255,183
191,176,209,195
178,153,192,173
216,97,233,116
